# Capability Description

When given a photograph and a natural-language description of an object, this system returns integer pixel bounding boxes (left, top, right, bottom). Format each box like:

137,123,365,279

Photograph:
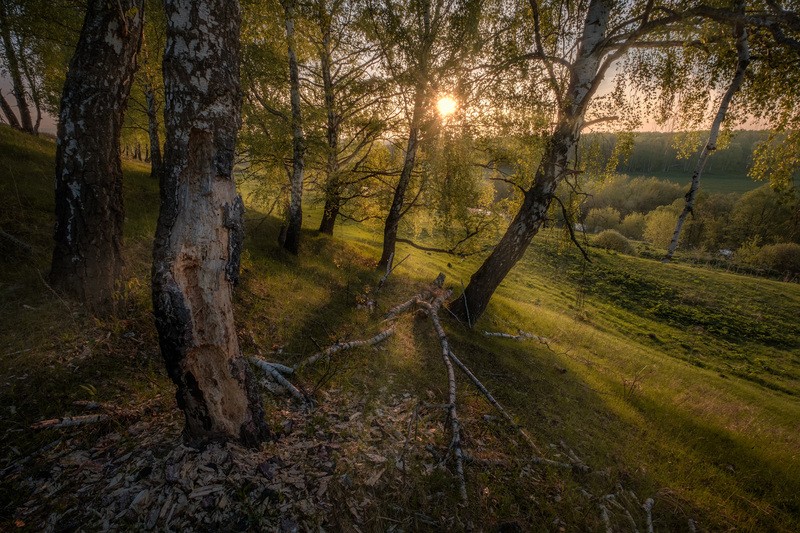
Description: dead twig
294,327,394,371
31,414,109,430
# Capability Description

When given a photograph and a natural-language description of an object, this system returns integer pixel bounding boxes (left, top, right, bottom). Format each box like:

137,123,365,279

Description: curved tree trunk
49,0,144,315
281,0,305,254
449,0,611,325
0,0,34,134
664,18,750,262
152,0,269,447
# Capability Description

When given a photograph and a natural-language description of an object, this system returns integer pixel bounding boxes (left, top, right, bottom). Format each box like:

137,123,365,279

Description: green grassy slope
1,124,798,531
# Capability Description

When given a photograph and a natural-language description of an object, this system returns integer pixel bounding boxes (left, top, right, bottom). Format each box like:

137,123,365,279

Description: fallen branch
0,229,33,254
483,330,549,344
643,497,655,533
377,253,410,290
423,288,467,504
250,357,306,404
294,327,395,370
31,414,109,430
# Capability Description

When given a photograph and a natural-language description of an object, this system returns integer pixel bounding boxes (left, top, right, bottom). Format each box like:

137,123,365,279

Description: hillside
1,125,799,531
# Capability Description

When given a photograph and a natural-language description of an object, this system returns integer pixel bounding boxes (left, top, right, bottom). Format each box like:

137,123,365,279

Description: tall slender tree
279,0,306,254
665,10,750,261
152,0,269,447
49,0,144,314
368,0,479,270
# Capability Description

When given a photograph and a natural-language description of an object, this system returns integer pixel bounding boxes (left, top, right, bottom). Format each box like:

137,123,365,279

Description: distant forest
584,130,771,179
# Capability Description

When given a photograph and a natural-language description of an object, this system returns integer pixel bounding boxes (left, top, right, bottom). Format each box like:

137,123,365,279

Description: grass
1,123,799,531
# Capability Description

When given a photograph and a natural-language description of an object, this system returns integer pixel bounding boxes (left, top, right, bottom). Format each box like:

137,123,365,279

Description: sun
436,95,457,117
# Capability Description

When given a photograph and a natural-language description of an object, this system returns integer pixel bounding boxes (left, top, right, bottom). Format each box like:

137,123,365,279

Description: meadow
1,125,798,531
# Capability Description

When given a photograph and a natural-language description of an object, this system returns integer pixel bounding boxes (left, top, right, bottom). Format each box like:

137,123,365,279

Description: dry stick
258,361,295,375
377,253,410,290
31,414,109,430
249,357,306,403
294,327,395,370
643,498,655,533
482,330,549,344
598,504,613,533
385,296,421,320
415,288,467,503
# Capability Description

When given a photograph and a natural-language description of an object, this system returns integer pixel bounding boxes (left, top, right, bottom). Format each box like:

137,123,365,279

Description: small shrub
593,229,633,254
756,243,800,274
643,207,679,249
618,212,646,240
585,206,621,233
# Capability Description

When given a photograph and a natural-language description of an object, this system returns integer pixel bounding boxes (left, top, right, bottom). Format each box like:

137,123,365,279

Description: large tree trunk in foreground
49,0,143,314
449,0,611,325
0,0,34,134
280,0,305,254
153,0,268,447
664,18,750,261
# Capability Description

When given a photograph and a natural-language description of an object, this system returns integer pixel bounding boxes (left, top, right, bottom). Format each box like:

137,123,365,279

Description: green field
1,125,799,531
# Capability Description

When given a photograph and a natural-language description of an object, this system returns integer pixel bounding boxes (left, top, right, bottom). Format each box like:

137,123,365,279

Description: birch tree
367,0,480,270
310,0,387,236
152,0,269,446
49,0,144,314
665,9,750,261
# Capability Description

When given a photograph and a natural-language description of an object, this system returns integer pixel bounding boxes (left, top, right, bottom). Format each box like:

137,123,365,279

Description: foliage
753,243,800,274
643,204,680,249
584,206,621,233
618,212,646,240
592,229,633,254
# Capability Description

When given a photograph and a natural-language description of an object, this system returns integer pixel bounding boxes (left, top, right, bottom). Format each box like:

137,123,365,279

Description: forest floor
1,124,799,532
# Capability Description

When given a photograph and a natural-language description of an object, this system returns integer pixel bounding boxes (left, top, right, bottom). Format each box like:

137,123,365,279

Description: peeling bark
449,0,611,324
49,0,144,314
281,0,305,254
665,13,750,261
152,0,268,447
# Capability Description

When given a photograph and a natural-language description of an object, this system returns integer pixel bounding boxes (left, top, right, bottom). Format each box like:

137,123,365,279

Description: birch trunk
152,0,268,447
449,0,611,324
0,0,33,134
49,0,144,314
377,84,426,270
281,0,305,254
318,17,341,236
664,19,750,261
